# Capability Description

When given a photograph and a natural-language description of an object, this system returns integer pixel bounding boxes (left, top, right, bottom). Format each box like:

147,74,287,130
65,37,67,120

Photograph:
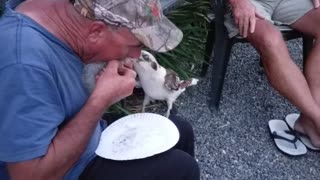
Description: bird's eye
142,54,150,61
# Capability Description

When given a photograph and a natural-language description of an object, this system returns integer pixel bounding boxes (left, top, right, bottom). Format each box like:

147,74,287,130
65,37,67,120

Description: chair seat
277,25,294,31
207,12,302,42
232,25,302,43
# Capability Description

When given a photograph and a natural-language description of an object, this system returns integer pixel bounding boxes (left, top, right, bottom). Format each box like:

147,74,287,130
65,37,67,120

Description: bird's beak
136,58,144,63
132,59,140,67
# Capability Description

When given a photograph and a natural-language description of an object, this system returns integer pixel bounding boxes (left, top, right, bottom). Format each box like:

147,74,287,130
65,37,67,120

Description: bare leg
288,8,320,146
142,95,151,113
166,99,174,118
246,19,320,146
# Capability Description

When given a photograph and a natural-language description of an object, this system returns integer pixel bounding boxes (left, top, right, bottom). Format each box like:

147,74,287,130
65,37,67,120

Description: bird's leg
150,99,156,104
165,99,174,118
142,95,151,112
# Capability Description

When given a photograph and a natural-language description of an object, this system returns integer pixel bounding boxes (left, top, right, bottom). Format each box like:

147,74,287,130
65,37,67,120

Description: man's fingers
106,60,121,73
238,18,244,36
124,69,137,79
123,59,134,69
234,18,239,26
255,11,265,19
243,17,249,38
118,66,136,78
249,16,256,34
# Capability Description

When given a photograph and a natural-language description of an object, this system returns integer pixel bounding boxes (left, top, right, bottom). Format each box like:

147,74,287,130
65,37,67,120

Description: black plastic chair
201,0,314,111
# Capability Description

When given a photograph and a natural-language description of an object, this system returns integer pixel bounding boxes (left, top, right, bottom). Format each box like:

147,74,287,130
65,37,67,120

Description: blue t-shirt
0,6,103,180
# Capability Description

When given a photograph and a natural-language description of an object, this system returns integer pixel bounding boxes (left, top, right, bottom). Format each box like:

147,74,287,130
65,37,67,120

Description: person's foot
294,114,320,148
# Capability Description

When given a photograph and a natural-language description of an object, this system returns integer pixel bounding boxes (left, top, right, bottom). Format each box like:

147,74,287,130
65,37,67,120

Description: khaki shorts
225,0,314,37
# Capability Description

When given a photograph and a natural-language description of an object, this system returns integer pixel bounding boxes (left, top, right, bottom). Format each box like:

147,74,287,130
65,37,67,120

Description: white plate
95,113,180,161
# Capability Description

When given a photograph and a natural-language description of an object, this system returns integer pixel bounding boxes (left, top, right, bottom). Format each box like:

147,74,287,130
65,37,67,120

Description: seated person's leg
169,111,195,157
247,19,320,147
79,149,200,180
227,0,320,147
274,0,320,146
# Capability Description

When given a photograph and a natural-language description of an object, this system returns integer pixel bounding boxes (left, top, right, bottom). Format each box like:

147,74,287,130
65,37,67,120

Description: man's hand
92,60,136,107
313,0,320,8
6,60,137,180
229,0,264,38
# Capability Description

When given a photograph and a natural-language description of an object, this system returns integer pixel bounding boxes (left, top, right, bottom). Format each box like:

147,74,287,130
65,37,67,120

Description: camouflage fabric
73,0,183,52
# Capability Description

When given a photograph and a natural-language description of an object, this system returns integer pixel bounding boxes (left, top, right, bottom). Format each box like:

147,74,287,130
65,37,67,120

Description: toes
294,118,306,134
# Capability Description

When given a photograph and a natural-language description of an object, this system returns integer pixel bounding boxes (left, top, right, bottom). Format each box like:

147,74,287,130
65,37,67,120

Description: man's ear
88,21,106,43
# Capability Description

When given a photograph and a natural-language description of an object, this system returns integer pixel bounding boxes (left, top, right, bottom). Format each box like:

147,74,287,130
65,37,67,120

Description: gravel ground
170,39,320,180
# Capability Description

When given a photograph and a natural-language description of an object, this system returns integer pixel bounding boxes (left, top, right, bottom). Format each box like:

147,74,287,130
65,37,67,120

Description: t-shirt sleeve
0,64,65,162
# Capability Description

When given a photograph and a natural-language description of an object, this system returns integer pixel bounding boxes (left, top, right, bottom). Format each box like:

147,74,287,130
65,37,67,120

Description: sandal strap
271,130,298,149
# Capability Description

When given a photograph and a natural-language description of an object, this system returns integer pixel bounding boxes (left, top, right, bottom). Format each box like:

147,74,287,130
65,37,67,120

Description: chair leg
201,21,215,77
209,37,233,111
302,36,314,67
208,0,234,111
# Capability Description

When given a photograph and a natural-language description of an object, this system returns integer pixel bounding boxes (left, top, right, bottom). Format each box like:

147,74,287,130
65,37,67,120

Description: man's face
88,23,143,62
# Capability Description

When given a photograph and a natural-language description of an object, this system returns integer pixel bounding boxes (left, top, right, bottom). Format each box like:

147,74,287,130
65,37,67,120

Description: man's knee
164,149,200,180
261,31,283,50
248,22,285,53
171,116,194,135
170,116,195,156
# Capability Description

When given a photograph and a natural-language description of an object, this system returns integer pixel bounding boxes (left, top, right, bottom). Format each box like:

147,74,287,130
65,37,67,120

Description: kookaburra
81,50,199,118
133,50,199,118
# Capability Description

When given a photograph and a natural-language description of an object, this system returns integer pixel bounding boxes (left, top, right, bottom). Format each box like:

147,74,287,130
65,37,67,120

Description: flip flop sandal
268,119,307,156
285,113,320,151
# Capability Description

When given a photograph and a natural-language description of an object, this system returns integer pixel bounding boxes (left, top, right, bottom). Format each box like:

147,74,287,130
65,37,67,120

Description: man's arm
227,0,263,38
7,60,136,180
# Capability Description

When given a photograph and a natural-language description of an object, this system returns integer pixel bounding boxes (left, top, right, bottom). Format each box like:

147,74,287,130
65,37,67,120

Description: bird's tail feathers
190,78,199,86
179,78,199,89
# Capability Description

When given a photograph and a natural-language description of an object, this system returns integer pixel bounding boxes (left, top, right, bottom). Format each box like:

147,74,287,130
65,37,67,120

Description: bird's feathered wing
164,69,180,91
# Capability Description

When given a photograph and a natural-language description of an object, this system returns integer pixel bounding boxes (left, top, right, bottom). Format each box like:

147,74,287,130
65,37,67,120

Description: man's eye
142,54,150,61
